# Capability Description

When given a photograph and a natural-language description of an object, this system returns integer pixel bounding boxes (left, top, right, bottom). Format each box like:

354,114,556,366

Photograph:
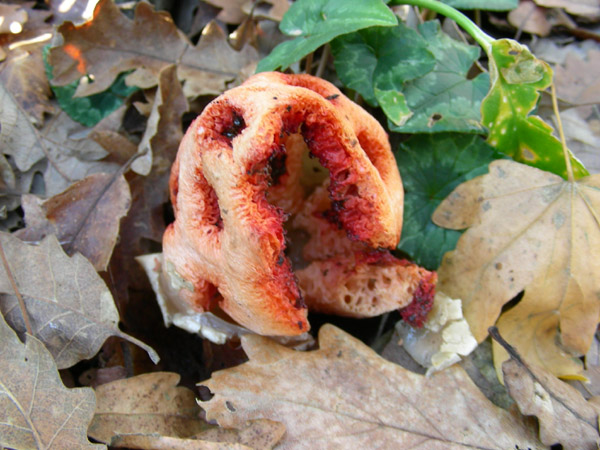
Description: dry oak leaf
108,420,284,450
132,64,188,176
16,172,131,271
199,324,543,449
0,313,104,450
88,372,210,444
88,372,284,450
497,329,600,449
49,0,258,99
0,231,158,368
433,160,600,378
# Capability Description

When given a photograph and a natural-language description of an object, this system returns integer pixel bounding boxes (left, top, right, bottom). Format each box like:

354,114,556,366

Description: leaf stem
0,238,33,335
550,83,574,183
391,0,494,53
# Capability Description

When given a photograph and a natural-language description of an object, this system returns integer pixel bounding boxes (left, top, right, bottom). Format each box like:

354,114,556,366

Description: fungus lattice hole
220,109,246,141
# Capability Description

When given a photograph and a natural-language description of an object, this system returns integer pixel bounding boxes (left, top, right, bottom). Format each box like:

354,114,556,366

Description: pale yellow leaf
433,160,600,377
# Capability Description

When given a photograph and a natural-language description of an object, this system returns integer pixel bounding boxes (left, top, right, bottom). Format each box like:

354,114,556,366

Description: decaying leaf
0,231,158,368
108,420,284,450
89,371,284,450
493,328,600,450
554,48,600,109
0,4,28,35
0,47,55,124
133,65,188,176
88,372,209,443
0,313,103,450
49,0,258,98
16,172,131,271
200,324,543,449
433,160,600,377
533,0,600,17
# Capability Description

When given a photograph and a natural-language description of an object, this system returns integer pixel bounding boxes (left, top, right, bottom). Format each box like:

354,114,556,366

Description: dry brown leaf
241,0,290,22
200,324,543,449
534,0,600,17
0,312,104,449
0,47,55,124
0,231,158,368
494,328,600,449
0,4,28,35
508,1,553,36
433,160,600,378
203,0,248,24
108,419,284,449
49,0,258,98
133,65,188,175
554,48,600,109
88,372,209,443
15,172,131,271
40,111,121,196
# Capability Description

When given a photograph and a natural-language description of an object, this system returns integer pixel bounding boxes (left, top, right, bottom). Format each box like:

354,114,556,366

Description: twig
315,44,330,79
0,238,33,335
304,52,314,75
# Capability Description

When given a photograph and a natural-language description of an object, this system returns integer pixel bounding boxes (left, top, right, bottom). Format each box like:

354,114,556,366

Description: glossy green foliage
257,0,397,72
481,39,588,179
333,21,489,133
395,133,504,269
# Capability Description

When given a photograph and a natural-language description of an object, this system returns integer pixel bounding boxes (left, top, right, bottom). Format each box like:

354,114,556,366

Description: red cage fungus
161,72,435,336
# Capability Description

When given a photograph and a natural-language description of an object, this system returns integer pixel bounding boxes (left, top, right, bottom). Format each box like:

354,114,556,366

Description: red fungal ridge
300,122,374,243
400,271,437,328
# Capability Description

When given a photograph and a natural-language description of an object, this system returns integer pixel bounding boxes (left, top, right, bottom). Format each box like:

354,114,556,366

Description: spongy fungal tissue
161,72,437,336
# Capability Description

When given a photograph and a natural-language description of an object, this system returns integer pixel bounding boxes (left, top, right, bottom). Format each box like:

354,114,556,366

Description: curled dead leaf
0,232,158,368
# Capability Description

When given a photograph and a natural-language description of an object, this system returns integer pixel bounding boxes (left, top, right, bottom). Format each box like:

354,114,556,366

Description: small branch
304,52,314,75
550,82,574,183
315,44,330,79
0,238,33,335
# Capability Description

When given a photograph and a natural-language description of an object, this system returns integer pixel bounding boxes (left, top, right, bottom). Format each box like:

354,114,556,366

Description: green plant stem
550,83,574,182
391,0,494,52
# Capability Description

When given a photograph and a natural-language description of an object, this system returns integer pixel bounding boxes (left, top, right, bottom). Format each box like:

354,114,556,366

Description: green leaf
389,21,489,133
256,0,397,72
481,39,588,179
395,133,504,270
43,46,138,127
439,0,518,10
331,24,435,126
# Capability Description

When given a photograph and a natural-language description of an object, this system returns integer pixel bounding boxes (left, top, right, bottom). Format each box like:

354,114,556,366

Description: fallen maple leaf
433,159,600,377
492,327,600,449
16,172,131,271
200,324,543,449
49,0,258,98
89,372,284,449
0,313,103,449
0,231,158,368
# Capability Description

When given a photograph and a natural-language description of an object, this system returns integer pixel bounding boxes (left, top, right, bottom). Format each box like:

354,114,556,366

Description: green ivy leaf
439,0,518,10
389,21,489,133
481,39,588,179
395,133,504,270
256,0,397,72
331,24,435,126
43,46,138,128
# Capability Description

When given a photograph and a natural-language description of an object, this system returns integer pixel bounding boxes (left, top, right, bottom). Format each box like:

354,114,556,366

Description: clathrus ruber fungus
161,72,436,336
